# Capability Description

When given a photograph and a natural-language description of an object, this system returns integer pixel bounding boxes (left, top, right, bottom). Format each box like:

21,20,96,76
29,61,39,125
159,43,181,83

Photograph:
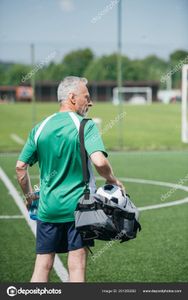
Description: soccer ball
96,184,126,207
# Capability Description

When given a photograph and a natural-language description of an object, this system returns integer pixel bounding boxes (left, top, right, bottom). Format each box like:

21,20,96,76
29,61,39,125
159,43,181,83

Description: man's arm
90,151,125,191
16,160,37,208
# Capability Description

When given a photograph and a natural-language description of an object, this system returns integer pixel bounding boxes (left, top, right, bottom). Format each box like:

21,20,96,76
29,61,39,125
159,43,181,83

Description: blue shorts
36,220,94,254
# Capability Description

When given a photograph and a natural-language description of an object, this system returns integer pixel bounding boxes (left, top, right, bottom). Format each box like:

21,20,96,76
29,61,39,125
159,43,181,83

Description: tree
140,55,168,82
84,54,132,81
169,50,188,88
3,64,31,85
84,53,169,83
61,48,94,77
0,62,16,85
170,50,188,63
1,49,187,88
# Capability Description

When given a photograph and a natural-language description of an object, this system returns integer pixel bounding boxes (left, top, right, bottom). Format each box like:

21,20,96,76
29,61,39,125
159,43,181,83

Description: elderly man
16,76,124,282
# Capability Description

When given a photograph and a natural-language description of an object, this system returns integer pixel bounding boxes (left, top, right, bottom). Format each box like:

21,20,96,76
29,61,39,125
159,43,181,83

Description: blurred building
0,80,159,102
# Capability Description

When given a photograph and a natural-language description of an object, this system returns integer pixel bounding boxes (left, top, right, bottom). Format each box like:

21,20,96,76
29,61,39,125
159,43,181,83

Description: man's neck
59,104,75,113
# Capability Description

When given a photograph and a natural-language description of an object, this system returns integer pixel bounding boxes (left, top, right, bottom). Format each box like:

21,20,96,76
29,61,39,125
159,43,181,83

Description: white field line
96,176,188,192
4,150,175,155
19,175,188,193
108,150,188,155
0,153,19,157
13,175,188,210
0,167,69,282
1,150,188,157
138,197,188,211
117,177,188,192
14,175,39,180
10,134,25,145
0,215,24,219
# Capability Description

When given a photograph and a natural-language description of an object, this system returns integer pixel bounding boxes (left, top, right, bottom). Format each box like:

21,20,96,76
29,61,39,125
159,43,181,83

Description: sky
0,0,188,64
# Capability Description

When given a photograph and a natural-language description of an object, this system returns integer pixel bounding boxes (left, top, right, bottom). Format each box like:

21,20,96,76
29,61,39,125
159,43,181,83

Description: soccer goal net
113,87,152,105
182,65,188,143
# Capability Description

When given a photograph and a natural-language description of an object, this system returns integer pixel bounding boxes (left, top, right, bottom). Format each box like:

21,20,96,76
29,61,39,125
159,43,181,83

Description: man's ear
69,93,76,105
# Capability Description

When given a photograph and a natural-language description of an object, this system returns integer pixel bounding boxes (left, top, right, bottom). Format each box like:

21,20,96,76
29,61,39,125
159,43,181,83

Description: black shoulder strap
79,119,91,196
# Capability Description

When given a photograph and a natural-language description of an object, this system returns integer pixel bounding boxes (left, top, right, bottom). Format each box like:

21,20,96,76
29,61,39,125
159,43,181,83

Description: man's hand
25,192,39,210
106,178,125,194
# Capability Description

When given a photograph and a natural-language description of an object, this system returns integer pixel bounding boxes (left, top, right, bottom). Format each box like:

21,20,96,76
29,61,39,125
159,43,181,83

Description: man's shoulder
34,113,58,130
29,113,58,143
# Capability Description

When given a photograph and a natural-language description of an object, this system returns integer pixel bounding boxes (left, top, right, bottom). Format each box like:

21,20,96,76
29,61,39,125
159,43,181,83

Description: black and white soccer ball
96,184,126,207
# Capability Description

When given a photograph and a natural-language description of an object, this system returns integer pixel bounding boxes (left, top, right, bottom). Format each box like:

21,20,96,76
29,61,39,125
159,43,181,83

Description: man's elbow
90,152,107,168
16,161,28,175
93,160,106,168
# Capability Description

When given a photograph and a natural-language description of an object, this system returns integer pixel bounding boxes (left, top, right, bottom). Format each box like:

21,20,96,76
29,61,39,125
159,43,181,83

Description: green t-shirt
18,111,107,223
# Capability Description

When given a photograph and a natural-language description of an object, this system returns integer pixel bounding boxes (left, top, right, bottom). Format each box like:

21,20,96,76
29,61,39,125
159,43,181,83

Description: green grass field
0,102,188,283
0,102,188,151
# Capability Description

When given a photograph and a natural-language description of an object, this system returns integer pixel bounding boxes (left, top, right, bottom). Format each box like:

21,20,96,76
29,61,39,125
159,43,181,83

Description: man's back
19,111,106,223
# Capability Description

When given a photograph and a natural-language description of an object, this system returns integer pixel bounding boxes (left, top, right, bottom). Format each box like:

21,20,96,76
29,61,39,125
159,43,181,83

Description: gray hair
57,76,88,102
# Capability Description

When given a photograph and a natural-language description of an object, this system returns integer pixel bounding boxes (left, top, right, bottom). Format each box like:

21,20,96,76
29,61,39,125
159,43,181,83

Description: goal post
181,65,188,143
113,87,152,105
